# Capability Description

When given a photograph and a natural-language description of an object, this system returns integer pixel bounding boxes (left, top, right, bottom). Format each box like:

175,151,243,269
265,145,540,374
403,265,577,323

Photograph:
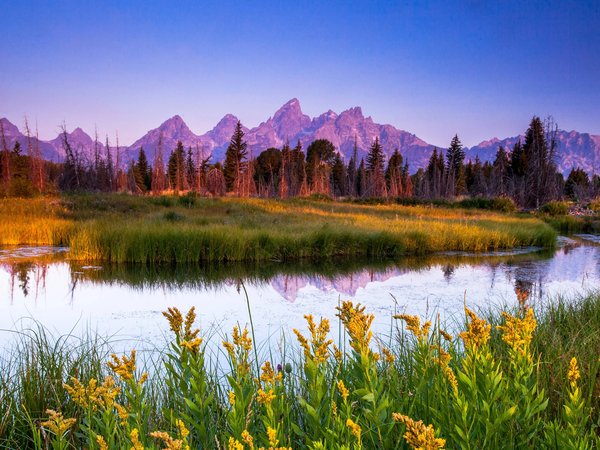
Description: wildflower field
0,194,556,263
2,292,599,449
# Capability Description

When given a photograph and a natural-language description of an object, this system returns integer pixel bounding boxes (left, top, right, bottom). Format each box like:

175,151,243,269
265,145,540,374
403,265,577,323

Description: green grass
1,291,600,449
0,194,557,264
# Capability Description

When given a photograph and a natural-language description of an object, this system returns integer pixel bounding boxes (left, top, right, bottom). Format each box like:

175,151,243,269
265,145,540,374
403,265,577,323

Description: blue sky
1,0,599,147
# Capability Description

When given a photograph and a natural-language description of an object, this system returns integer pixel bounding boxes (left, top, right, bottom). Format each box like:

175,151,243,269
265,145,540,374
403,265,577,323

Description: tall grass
0,198,73,246
2,291,599,449
0,195,557,263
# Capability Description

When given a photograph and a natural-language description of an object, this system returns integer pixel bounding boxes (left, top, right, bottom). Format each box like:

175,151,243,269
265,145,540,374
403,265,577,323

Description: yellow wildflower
184,306,199,340
233,325,253,352
393,413,445,449
108,350,137,381
333,344,343,362
395,314,431,342
439,329,453,342
433,347,458,394
40,409,76,436
181,337,203,353
257,388,276,406
163,307,184,335
496,308,536,355
96,435,109,450
229,390,236,406
223,341,235,358
267,426,278,447
130,428,145,450
382,347,396,364
65,375,121,410
260,361,282,386
337,379,349,401
346,418,362,442
337,301,374,356
242,429,254,448
115,403,129,425
293,315,332,364
176,419,190,440
228,437,244,450
150,430,187,450
568,357,580,389
63,377,89,408
458,308,491,349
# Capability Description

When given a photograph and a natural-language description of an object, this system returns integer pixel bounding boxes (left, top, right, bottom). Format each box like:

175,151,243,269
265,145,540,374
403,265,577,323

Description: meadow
1,292,599,449
0,194,557,263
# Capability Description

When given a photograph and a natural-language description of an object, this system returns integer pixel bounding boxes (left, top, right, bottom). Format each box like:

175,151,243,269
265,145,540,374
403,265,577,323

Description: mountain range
2,98,600,174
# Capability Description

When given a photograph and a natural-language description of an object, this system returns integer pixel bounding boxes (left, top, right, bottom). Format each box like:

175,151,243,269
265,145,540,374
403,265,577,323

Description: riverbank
0,194,557,263
1,291,598,449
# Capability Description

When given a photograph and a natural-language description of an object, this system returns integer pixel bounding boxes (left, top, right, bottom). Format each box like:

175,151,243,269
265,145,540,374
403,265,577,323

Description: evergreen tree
167,141,186,192
565,167,590,201
366,137,386,197
223,121,248,193
522,116,557,208
425,148,444,198
9,142,34,197
331,152,347,197
357,159,367,198
306,139,336,194
347,137,358,197
255,147,281,197
152,133,166,194
492,145,510,196
445,134,465,197
186,147,196,190
136,147,151,192
386,148,403,197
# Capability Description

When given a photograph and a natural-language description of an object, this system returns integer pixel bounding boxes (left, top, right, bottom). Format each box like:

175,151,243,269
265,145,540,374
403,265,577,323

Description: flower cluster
337,301,374,355
293,314,332,364
497,308,536,355
395,314,432,342
393,413,446,449
458,308,491,350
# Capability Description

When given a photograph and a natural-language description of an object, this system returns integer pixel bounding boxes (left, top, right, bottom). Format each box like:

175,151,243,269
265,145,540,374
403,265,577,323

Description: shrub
539,201,569,216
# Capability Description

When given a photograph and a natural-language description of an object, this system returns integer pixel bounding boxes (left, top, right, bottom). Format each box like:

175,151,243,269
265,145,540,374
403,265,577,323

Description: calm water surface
1,237,599,353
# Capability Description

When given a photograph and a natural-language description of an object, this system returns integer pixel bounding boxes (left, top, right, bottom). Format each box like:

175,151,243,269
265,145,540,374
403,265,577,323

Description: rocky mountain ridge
2,99,599,175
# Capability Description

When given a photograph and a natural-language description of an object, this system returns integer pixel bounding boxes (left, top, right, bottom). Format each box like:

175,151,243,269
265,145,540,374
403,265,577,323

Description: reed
2,291,599,449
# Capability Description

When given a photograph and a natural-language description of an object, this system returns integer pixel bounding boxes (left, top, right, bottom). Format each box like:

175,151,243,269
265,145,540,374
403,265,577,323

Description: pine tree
306,139,335,194
445,134,465,197
135,147,151,193
331,152,347,197
366,137,386,197
152,133,166,194
223,121,248,193
385,148,403,197
186,147,196,190
167,141,186,192
522,116,557,208
347,138,358,197
357,159,367,198
492,145,510,196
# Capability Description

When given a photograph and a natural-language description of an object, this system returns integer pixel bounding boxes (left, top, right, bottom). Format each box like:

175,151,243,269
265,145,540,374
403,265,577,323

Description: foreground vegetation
1,292,599,449
0,194,556,263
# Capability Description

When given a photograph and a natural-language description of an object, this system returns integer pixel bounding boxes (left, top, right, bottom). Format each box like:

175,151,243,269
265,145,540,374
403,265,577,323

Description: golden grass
0,195,556,263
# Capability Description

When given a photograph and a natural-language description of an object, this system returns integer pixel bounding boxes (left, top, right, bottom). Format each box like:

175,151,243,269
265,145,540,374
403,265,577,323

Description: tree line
2,116,599,207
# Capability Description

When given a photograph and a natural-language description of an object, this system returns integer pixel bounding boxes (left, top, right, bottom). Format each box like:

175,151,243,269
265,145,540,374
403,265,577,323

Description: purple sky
1,0,599,147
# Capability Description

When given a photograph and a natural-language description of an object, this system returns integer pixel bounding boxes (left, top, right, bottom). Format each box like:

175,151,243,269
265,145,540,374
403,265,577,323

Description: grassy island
0,194,556,264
